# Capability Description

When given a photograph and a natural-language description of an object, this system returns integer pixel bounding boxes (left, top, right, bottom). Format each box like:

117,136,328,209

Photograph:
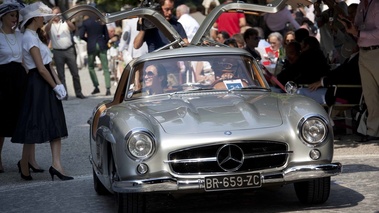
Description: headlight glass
126,131,155,160
300,117,328,145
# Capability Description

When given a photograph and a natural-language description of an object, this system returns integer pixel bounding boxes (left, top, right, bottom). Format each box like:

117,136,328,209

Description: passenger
143,64,168,95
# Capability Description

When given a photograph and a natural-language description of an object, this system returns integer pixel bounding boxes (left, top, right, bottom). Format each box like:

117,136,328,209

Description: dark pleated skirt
11,64,68,144
0,62,27,137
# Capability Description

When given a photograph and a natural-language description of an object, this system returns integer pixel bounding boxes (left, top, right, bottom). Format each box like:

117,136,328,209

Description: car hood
129,93,282,134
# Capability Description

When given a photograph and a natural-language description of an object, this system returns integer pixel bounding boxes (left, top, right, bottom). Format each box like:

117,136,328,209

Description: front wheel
93,168,110,195
294,177,331,204
115,192,146,213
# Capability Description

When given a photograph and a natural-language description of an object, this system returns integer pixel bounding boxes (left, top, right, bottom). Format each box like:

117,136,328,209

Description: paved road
1,66,379,213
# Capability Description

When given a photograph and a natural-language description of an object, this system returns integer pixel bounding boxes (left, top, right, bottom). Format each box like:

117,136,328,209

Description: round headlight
300,117,328,146
126,131,155,160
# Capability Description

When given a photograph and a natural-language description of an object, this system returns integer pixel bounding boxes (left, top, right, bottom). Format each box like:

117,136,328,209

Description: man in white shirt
45,7,86,99
118,18,148,64
176,4,199,43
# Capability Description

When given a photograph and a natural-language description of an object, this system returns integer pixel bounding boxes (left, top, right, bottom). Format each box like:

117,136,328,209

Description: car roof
133,46,253,63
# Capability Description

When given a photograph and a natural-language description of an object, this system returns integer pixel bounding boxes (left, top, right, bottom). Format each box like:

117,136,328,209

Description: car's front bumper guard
113,163,342,193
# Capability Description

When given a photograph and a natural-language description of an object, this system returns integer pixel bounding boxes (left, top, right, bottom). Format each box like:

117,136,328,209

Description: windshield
127,55,267,98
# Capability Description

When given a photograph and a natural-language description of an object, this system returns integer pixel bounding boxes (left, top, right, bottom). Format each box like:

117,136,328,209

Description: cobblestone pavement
1,66,378,213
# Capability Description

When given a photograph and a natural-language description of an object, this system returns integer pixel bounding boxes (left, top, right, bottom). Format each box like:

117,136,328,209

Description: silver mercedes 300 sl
64,0,342,212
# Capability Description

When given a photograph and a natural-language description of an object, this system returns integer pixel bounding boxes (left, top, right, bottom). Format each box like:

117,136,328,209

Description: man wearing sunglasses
143,64,168,95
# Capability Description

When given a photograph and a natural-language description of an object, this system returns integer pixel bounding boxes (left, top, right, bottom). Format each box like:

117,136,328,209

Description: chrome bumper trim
112,162,342,193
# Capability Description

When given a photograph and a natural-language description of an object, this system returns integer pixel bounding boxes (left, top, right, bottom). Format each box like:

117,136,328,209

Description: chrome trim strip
112,163,342,193
244,152,292,159
164,151,292,164
164,157,217,163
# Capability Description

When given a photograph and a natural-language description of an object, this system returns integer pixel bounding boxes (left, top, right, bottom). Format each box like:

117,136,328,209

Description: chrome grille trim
164,152,292,164
244,152,292,159
167,141,289,174
164,157,217,163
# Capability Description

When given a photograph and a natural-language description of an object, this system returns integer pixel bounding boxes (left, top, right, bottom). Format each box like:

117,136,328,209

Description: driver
143,64,168,95
213,58,238,80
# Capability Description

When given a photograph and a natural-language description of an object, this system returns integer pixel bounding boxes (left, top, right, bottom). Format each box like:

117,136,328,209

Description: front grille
168,141,289,174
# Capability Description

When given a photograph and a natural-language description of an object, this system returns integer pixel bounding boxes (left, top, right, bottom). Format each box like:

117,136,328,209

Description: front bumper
112,162,342,193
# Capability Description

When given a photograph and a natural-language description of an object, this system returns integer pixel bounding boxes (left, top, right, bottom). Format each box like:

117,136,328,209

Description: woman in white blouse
11,2,73,181
0,0,42,175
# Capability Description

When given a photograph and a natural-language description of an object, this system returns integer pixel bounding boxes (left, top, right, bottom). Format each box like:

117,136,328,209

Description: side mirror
285,81,297,94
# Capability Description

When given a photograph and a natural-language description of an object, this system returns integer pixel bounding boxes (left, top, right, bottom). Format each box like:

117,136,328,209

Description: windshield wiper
230,85,264,90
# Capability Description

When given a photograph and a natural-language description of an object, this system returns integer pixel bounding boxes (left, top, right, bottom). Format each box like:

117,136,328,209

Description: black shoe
29,163,44,173
355,135,379,143
49,166,74,181
76,94,87,99
18,161,33,181
17,161,21,173
21,172,33,181
91,87,100,95
105,89,111,96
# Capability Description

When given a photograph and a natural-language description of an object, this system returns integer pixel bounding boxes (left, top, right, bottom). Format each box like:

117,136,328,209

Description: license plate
204,173,261,191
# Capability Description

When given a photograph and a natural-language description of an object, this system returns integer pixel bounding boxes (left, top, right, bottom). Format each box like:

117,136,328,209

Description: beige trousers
359,48,379,137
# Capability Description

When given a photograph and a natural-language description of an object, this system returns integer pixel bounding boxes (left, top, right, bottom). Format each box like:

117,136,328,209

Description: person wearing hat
11,1,73,181
0,0,43,175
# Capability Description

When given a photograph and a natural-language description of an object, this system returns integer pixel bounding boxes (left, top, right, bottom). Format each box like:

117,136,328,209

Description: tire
93,168,110,195
294,177,331,204
116,192,146,213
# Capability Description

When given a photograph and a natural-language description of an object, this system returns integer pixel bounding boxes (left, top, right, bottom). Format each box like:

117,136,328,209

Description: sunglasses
144,71,156,77
217,62,233,69
286,39,295,43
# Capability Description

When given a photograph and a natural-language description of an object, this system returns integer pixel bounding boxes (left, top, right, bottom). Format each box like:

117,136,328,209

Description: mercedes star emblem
216,144,244,172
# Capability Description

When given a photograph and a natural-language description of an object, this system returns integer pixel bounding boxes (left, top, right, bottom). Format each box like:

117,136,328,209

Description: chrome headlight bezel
125,128,156,161
298,115,329,147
